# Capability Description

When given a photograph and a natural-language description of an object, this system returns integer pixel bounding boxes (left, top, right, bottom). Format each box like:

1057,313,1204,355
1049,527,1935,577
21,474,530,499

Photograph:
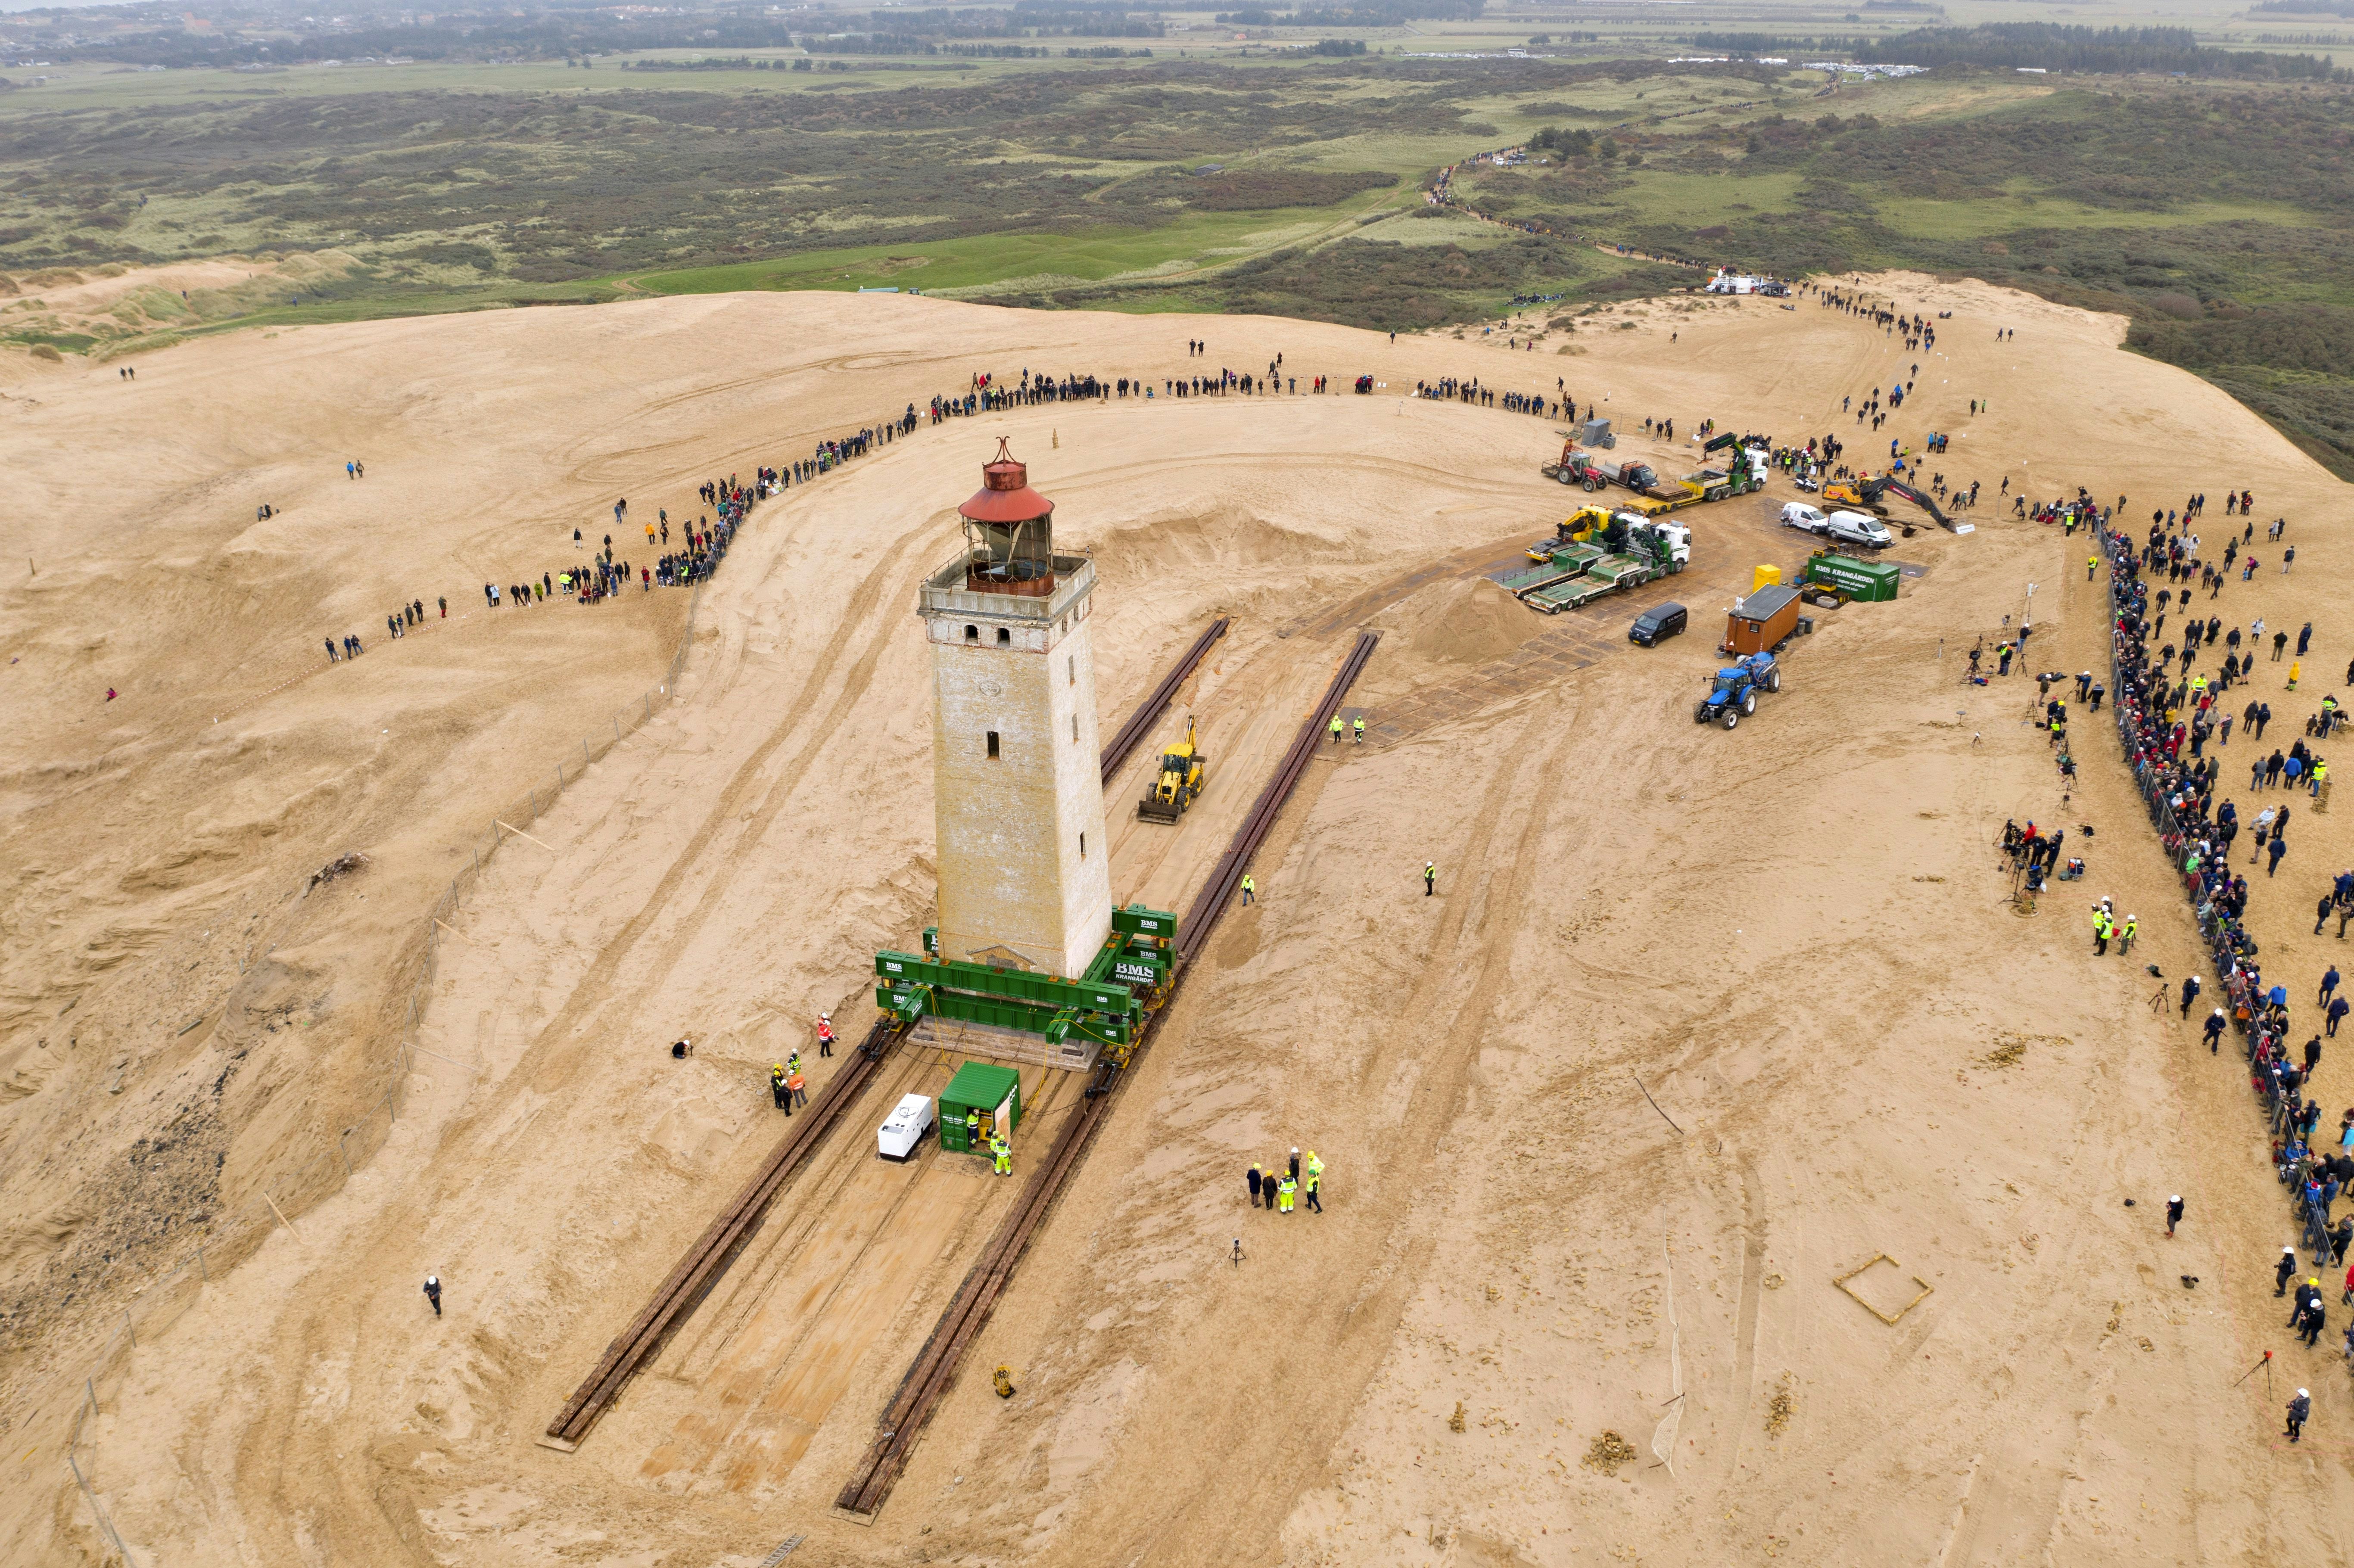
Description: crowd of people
2096,504,2354,1415
309,306,2001,682
314,410,919,664
1813,289,1943,355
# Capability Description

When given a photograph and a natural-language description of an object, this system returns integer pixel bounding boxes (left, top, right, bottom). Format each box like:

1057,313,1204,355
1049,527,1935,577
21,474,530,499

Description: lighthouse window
1072,714,1080,743
1067,655,1074,686
986,730,1000,759
996,627,1011,646
1080,832,1087,859
964,625,978,643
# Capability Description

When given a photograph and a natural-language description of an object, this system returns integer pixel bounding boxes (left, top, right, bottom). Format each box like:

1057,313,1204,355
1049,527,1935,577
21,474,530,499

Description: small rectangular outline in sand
1833,1253,1934,1325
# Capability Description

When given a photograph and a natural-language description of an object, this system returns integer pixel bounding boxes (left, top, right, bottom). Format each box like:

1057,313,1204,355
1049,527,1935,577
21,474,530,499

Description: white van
1824,510,1894,550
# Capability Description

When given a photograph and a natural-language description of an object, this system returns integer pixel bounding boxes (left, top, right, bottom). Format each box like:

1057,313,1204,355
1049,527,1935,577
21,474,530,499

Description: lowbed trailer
1525,554,1669,613
1513,519,1689,614
1500,542,1604,595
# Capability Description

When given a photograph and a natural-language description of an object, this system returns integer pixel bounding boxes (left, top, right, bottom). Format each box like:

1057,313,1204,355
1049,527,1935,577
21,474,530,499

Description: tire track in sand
520,517,936,1096
1155,700,1581,1565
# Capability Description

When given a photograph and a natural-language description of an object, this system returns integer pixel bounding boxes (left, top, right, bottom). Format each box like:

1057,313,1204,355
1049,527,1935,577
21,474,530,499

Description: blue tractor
1693,651,1780,730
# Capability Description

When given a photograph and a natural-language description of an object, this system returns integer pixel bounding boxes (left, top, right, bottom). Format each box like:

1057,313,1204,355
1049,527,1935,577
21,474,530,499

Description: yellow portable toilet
1753,564,1782,592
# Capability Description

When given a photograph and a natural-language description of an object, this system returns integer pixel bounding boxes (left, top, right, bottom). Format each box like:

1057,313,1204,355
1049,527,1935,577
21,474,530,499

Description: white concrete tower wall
923,563,1113,981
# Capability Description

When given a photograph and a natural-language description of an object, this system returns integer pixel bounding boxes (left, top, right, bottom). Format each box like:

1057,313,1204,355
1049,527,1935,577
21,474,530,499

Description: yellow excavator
1138,718,1207,822
1525,504,1621,561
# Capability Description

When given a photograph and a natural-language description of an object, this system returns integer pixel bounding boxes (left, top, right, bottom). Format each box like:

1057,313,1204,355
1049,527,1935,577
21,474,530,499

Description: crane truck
1550,430,1769,513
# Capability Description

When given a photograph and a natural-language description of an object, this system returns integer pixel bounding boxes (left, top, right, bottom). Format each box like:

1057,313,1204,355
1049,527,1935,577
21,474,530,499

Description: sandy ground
5,274,2354,1566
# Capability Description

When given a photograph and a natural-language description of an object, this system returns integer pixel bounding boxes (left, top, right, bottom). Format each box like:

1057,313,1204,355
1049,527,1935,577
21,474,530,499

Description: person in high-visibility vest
1241,874,1255,905
2092,905,2111,955
771,1064,790,1112
787,1068,807,1109
965,1107,982,1150
1276,1174,1297,1213
1424,862,1437,897
1353,715,1365,743
1329,713,1344,744
817,1013,835,1058
1303,1151,1323,1213
2087,554,2098,581
989,1132,1012,1176
2120,913,2137,954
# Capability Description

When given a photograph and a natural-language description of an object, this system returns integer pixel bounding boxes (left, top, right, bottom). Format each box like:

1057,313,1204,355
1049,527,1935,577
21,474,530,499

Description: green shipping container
939,1061,1024,1152
1803,554,1900,603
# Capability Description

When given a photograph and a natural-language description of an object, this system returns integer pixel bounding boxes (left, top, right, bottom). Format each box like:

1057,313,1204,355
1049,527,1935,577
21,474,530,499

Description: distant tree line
1528,125,1615,158
1873,22,2348,77
1691,23,2349,80
1214,0,1487,25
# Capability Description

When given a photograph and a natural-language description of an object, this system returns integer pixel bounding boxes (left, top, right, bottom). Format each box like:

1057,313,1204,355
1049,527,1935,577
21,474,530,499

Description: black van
1629,602,1687,647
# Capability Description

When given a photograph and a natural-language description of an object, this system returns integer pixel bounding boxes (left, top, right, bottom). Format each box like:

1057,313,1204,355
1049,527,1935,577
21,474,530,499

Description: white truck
1780,501,1830,535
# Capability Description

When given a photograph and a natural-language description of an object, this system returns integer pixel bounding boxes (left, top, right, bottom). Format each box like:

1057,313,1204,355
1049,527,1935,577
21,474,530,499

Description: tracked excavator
1821,473,1960,536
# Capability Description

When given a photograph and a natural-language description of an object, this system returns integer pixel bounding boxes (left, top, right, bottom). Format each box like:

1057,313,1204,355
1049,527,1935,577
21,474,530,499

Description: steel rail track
834,630,1379,1518
541,620,1237,1453
1099,616,1230,785
542,1018,905,1449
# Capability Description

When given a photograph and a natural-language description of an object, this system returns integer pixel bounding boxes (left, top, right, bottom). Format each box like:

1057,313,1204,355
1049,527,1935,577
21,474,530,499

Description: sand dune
4,278,2353,1565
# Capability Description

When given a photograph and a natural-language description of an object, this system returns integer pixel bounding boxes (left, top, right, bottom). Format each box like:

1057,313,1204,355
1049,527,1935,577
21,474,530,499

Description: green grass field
621,196,1407,298
4,7,2351,469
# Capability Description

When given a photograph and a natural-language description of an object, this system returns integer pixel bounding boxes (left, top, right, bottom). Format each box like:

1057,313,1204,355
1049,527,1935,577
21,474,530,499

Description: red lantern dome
957,439,1056,596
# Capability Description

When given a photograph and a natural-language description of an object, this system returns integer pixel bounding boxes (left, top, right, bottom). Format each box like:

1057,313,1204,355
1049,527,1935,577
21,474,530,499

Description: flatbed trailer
1524,557,1669,613
1502,543,1606,593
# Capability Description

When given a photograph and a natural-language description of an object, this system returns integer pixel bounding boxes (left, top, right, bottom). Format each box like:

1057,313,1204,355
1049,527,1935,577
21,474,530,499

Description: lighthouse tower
919,441,1112,981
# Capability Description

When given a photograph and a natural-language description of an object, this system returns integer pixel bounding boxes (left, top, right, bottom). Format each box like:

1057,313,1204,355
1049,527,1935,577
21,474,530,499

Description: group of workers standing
1247,1148,1325,1214
766,1013,839,1112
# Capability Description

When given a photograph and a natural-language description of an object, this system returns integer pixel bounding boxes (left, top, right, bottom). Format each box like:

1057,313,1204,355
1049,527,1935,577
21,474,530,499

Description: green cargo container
940,1061,1024,1152
1803,554,1900,603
